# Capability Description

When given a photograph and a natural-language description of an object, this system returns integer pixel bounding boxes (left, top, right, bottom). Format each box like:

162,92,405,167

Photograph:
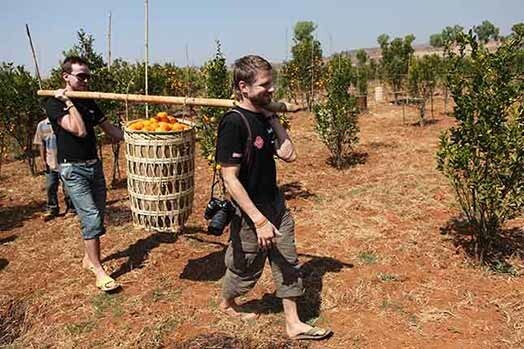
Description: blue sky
2,0,523,75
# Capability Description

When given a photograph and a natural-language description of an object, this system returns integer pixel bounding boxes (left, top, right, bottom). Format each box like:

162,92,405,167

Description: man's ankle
219,297,235,309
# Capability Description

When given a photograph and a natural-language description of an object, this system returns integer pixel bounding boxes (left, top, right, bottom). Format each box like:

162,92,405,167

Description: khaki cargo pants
221,202,304,299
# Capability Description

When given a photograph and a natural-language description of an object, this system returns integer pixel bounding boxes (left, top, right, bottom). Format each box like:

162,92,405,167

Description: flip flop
96,275,120,292
291,327,333,340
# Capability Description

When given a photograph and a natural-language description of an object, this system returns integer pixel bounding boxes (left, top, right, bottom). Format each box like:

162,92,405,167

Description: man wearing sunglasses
44,56,124,292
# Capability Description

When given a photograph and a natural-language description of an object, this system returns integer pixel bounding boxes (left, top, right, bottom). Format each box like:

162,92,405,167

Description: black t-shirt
216,106,281,207
44,98,106,163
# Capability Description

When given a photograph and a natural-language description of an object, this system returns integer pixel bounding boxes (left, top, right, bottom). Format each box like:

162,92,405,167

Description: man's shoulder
222,109,244,124
44,97,64,108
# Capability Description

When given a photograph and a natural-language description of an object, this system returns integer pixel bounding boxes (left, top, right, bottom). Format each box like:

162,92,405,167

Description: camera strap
210,108,253,200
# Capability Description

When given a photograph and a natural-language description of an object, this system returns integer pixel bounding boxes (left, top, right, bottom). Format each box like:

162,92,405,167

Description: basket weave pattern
124,125,195,233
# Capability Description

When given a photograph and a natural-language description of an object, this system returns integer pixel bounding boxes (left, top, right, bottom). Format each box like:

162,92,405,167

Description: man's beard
252,93,271,107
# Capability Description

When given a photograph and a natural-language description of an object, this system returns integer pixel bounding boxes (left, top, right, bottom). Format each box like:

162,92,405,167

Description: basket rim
124,118,195,134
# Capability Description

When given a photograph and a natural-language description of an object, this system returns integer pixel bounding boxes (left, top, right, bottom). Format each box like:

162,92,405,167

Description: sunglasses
69,72,91,81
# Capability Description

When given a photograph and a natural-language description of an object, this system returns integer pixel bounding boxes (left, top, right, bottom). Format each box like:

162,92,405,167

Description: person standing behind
216,55,332,341
33,117,75,221
44,56,123,292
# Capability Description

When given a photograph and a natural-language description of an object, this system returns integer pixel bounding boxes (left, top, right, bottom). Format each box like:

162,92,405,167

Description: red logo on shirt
254,136,264,149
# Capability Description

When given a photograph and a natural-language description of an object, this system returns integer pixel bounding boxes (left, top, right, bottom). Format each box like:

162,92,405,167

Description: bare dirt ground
1,98,523,348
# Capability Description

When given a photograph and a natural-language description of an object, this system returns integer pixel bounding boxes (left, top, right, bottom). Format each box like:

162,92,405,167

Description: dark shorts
221,197,304,299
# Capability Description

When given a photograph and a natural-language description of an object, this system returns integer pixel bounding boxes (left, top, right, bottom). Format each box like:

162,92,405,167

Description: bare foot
287,322,333,340
286,322,314,338
219,299,258,321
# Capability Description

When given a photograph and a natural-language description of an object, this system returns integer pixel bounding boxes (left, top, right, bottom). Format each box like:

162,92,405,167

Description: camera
204,197,235,235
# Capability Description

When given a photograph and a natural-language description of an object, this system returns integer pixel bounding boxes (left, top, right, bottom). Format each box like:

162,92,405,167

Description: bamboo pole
36,90,304,112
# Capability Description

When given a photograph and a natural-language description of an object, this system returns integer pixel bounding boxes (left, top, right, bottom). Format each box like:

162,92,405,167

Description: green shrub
436,30,524,261
313,54,359,168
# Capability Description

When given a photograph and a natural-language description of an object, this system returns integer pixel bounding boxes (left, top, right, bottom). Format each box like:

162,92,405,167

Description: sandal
291,327,333,340
96,275,120,292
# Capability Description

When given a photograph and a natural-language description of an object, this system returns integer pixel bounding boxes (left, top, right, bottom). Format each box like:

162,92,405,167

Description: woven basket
124,120,195,233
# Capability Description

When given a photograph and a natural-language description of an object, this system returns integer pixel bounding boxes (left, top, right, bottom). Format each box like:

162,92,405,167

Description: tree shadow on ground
102,231,179,279
104,205,132,226
106,196,128,206
0,259,8,272
171,332,309,349
178,237,353,320
0,201,44,232
0,235,17,245
280,181,316,200
441,217,524,272
242,254,353,320
326,151,368,170
410,118,441,127
108,178,127,190
181,225,207,235
179,236,227,281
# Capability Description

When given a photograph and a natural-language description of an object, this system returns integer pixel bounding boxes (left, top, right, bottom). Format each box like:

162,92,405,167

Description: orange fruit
167,115,178,123
155,112,169,122
144,124,157,132
129,121,144,130
158,122,171,131
171,123,186,132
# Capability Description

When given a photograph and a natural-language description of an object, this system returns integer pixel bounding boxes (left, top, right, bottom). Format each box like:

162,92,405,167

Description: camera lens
208,207,233,236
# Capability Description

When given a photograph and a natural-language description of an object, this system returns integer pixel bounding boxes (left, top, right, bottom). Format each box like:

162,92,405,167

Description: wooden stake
107,12,112,70
25,24,42,89
144,0,149,119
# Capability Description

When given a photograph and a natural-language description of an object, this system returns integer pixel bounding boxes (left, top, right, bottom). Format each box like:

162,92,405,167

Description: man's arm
54,89,87,138
33,127,46,171
267,115,296,162
99,120,124,142
38,143,46,172
221,164,281,249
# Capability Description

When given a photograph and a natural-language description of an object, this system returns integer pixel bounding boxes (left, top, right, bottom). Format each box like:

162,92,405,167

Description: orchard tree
313,53,359,168
287,21,324,110
473,20,500,43
430,33,444,48
355,49,369,97
275,62,300,103
407,54,441,124
0,63,43,174
441,25,464,46
377,33,415,103
196,41,231,162
430,25,465,48
437,30,524,262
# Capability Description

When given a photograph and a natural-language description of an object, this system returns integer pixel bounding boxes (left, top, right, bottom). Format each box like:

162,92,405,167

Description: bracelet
254,217,268,229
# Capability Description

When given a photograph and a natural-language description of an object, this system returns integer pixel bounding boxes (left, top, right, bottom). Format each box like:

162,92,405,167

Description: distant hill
269,40,501,67
338,40,501,61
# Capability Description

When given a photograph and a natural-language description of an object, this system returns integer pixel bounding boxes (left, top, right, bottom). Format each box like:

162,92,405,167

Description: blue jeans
59,160,106,240
45,169,74,214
